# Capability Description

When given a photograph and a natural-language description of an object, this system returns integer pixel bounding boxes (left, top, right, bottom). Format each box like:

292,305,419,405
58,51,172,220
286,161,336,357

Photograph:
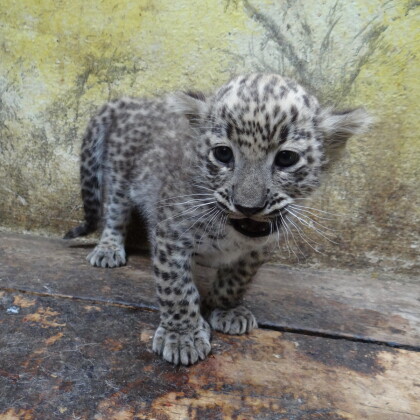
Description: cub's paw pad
209,306,257,335
87,245,126,268
152,319,211,365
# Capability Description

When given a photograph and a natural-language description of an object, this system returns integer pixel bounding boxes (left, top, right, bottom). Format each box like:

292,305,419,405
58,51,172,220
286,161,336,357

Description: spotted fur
65,74,370,365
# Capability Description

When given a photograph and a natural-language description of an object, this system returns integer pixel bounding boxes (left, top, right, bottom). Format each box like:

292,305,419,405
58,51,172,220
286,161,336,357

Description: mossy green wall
0,0,418,275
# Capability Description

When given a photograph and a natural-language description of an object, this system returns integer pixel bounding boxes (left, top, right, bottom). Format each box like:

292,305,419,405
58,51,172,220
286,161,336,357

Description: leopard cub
65,74,370,365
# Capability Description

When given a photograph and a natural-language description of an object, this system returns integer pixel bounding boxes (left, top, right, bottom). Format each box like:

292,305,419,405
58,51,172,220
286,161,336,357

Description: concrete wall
0,0,418,276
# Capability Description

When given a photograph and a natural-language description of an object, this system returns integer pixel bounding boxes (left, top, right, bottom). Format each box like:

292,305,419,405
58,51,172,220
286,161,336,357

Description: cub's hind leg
87,178,131,268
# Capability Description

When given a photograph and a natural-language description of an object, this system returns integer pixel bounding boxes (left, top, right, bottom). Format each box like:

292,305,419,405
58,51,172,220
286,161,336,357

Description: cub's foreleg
151,233,211,365
87,175,131,268
206,250,266,335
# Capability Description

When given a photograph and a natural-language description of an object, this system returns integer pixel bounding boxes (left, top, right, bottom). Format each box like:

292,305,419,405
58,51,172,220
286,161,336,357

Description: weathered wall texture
0,0,418,275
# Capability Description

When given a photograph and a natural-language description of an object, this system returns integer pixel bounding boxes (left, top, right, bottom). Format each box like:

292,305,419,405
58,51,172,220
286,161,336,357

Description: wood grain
1,290,419,419
0,232,418,348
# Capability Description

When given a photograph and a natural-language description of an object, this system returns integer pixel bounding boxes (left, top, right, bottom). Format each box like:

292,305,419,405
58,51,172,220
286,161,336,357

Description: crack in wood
259,323,420,352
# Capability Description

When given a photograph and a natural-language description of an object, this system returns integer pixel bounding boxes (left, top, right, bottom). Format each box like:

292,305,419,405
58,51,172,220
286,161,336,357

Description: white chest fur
193,225,274,268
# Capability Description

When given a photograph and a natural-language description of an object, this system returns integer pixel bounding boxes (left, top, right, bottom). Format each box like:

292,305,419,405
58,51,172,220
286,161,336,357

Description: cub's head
171,73,371,238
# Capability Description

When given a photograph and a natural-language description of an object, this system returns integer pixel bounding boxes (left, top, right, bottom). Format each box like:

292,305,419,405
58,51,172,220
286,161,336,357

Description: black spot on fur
290,106,299,123
280,125,290,143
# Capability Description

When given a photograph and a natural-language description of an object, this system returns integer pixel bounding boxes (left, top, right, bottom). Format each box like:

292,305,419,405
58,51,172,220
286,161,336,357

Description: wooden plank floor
0,232,419,419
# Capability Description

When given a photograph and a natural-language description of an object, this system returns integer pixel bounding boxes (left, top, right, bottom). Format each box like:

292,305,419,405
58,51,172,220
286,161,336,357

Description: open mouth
229,218,280,238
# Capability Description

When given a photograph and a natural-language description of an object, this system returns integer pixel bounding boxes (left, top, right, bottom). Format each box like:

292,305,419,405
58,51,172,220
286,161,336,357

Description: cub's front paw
152,318,211,365
209,305,257,335
87,244,126,268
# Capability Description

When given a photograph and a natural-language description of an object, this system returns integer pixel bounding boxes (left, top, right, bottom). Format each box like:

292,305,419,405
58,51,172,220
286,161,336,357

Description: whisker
157,201,217,226
263,220,274,246
288,205,338,221
286,208,337,234
158,206,213,228
274,219,288,258
286,209,339,244
279,212,300,261
285,216,325,255
197,208,221,248
222,214,229,238
157,197,214,209
277,216,290,257
289,204,345,217
211,211,226,245
287,221,306,258
179,206,217,238
207,209,223,235
214,215,223,250
191,184,216,193
216,214,228,250
157,193,213,204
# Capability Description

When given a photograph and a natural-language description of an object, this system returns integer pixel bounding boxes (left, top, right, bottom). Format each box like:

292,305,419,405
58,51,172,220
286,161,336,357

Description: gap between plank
258,323,420,352
2,285,419,353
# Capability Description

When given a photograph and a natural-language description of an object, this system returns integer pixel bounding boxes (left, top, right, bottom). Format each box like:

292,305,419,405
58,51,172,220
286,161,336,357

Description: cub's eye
275,150,300,167
213,146,233,164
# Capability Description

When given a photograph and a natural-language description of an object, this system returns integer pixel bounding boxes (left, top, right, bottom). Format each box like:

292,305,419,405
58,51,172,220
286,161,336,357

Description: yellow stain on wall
344,0,419,218
0,0,257,230
1,0,253,108
356,0,419,174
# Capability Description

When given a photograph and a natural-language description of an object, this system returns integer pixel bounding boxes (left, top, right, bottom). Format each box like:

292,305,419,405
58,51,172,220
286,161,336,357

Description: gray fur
65,73,370,365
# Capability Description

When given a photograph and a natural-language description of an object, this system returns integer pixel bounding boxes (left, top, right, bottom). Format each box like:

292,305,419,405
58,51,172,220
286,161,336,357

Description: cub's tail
64,112,110,239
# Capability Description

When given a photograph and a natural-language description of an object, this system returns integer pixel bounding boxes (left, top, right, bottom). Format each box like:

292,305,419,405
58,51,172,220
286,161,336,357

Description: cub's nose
235,203,267,217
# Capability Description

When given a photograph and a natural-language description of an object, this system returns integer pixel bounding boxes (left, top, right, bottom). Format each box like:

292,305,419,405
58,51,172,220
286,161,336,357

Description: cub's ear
167,91,208,124
317,107,373,164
